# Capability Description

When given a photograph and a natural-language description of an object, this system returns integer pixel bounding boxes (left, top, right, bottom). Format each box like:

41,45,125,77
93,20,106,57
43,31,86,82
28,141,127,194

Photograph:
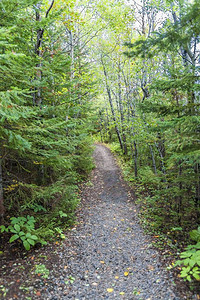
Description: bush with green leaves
190,226,200,243
0,215,43,250
174,227,200,282
175,242,200,282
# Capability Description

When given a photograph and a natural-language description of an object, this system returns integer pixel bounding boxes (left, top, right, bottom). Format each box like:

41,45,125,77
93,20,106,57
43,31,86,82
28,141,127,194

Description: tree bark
149,145,157,175
194,163,200,219
34,1,55,106
101,56,124,152
0,149,5,224
118,63,127,155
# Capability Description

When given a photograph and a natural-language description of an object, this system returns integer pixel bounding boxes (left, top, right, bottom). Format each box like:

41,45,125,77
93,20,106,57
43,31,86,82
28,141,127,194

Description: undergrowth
0,140,95,252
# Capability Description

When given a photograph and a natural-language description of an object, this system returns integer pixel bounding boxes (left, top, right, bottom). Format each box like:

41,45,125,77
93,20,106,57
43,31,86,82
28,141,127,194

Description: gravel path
0,144,182,299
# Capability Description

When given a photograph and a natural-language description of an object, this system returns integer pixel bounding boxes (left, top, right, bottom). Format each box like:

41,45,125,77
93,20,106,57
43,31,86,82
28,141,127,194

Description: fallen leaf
107,288,114,293
120,292,125,295
100,261,105,264
124,271,129,276
115,276,119,279
148,265,154,271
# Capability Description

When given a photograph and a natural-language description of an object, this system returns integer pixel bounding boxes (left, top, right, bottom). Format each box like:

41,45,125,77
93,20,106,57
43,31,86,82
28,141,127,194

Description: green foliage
35,264,49,279
54,227,66,239
138,167,161,186
190,227,200,243
96,1,200,263
0,216,41,251
175,242,200,282
0,0,95,252
65,275,76,284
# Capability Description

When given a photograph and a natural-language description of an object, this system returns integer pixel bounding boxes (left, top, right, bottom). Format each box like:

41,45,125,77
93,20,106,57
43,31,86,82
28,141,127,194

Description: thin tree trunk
118,65,127,155
155,142,166,180
128,99,138,178
177,160,182,225
194,163,200,220
99,110,104,142
106,107,112,141
35,3,42,106
0,149,5,224
149,145,157,175
101,56,124,152
34,1,55,106
133,141,138,178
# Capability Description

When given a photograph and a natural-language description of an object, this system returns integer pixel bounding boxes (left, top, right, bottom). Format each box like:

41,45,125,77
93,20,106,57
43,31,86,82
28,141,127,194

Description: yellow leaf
107,288,114,293
115,276,119,279
148,265,154,271
124,271,129,276
100,261,105,264
120,292,125,295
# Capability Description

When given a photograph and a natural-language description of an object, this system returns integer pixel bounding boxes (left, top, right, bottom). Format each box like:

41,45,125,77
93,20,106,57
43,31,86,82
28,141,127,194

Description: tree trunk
34,3,43,106
34,1,55,106
101,56,124,152
99,110,104,142
194,163,200,220
133,141,138,178
149,145,157,175
0,149,5,224
106,107,112,141
118,64,127,155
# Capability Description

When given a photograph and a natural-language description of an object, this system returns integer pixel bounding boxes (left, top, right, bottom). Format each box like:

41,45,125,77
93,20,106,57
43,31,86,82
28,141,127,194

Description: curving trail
0,144,182,299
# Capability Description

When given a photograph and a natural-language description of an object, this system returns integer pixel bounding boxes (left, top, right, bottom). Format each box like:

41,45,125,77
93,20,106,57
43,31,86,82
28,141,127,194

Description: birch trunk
101,56,124,152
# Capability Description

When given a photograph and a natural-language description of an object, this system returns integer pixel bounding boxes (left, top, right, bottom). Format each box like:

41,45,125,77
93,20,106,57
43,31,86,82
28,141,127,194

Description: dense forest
0,0,199,293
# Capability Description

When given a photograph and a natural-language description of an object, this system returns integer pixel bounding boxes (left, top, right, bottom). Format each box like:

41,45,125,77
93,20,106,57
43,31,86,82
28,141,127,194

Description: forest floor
0,144,195,299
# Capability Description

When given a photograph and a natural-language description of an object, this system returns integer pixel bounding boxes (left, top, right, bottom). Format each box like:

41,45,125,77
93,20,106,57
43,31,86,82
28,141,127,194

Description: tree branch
45,0,55,18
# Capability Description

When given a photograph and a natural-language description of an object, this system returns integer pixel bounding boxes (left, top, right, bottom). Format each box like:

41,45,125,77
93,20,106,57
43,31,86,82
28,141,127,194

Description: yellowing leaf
148,265,154,271
120,292,125,295
115,276,119,279
124,271,129,276
107,288,114,293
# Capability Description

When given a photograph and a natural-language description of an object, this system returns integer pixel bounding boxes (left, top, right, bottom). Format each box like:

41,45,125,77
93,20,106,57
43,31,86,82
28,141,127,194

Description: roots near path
1,144,182,299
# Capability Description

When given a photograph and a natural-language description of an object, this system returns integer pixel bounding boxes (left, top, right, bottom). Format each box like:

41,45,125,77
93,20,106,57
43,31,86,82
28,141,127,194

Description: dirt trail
0,144,182,299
